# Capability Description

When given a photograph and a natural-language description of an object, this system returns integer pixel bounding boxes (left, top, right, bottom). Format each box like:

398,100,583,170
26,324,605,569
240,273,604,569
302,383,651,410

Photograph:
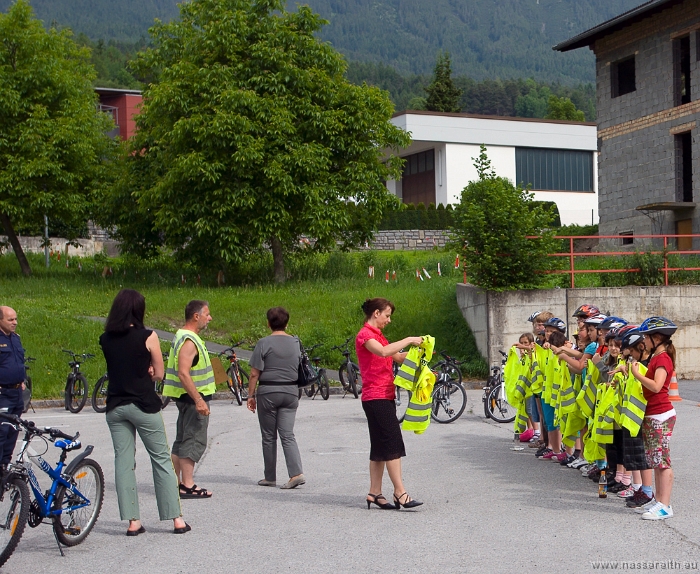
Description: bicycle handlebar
438,351,462,365
62,350,95,360
303,343,323,353
330,338,352,352
24,357,36,363
0,412,78,442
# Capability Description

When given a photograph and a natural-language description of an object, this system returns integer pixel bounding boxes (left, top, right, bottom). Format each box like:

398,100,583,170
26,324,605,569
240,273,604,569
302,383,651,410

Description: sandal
179,484,212,499
366,493,395,510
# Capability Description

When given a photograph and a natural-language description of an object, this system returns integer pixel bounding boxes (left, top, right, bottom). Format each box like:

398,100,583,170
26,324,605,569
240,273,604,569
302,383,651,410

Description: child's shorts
641,416,676,470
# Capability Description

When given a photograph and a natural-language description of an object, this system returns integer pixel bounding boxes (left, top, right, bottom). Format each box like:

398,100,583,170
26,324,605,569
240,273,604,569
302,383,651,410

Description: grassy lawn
1,251,483,399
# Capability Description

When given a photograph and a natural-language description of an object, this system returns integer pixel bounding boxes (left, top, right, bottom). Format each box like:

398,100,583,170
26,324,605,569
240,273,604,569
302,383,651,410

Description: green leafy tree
451,146,558,290
0,0,117,276
425,51,462,113
546,95,586,122
108,0,409,282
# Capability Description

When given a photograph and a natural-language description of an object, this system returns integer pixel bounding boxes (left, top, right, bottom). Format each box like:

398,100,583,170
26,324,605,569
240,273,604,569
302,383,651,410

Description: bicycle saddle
54,439,82,451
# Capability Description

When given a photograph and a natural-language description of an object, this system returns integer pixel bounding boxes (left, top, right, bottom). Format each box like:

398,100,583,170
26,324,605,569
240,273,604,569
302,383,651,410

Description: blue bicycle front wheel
53,458,104,546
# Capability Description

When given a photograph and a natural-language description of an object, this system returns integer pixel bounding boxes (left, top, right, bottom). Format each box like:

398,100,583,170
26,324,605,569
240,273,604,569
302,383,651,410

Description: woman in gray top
246,307,305,489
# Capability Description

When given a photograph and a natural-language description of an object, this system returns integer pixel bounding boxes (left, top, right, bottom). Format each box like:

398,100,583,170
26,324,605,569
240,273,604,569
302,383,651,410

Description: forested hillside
0,0,643,84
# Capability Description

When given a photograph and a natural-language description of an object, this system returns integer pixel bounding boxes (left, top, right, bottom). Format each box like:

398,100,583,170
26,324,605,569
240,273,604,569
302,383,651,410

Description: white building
386,111,599,226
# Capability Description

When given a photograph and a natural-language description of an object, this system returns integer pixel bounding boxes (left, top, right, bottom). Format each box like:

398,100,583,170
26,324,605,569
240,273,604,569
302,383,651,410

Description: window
515,148,593,192
401,149,436,206
611,56,636,98
675,131,693,202
673,35,691,106
620,231,634,246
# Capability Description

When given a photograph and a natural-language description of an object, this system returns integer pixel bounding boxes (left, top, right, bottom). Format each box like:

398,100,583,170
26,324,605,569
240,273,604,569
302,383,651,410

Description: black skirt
362,399,406,462
621,427,649,470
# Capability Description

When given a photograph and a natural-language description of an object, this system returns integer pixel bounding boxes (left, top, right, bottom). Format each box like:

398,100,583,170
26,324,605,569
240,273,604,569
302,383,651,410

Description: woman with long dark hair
356,298,424,510
99,289,190,535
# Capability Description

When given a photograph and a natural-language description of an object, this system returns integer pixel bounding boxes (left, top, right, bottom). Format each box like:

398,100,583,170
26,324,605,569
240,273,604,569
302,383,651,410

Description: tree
0,0,117,276
451,146,558,290
425,51,462,113
109,0,409,283
546,95,586,122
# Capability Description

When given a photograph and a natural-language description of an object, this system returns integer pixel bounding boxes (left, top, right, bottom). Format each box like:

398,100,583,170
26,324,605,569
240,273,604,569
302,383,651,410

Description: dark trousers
0,387,24,465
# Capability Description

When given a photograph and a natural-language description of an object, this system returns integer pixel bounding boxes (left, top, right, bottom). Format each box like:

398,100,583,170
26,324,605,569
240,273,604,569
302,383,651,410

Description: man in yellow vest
164,300,215,499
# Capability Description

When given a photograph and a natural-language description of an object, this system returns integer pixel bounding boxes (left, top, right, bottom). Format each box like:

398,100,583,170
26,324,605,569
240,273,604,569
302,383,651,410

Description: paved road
5,387,700,574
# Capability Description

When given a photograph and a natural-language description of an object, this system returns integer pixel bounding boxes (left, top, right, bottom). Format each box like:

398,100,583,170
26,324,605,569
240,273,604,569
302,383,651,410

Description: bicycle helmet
543,317,566,334
620,328,644,351
599,316,628,330
605,325,623,341
583,313,608,326
572,304,599,318
638,316,677,337
527,310,543,323
614,324,639,342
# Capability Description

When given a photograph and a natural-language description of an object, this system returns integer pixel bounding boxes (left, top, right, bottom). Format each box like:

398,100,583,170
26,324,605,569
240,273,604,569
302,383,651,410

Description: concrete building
95,87,142,140
555,0,700,248
385,111,599,226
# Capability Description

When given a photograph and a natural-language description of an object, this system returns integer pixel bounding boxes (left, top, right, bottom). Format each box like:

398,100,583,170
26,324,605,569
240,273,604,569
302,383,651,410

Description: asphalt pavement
4,384,700,574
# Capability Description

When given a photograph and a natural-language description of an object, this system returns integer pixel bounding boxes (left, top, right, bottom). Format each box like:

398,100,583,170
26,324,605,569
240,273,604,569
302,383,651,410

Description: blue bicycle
0,412,104,566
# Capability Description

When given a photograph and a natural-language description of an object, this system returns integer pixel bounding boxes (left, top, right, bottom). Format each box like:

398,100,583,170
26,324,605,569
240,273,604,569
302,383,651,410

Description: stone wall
1,236,120,257
457,283,700,379
364,230,452,251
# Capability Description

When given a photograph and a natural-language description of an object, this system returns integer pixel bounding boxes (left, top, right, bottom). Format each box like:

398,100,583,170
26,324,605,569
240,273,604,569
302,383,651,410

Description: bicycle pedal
63,527,81,535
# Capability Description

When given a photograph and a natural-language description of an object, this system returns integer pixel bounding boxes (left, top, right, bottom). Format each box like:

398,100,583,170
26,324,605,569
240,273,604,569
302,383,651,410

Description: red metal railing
539,234,700,288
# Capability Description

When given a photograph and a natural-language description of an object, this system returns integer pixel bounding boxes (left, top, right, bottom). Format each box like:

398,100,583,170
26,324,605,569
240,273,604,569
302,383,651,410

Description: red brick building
95,87,142,140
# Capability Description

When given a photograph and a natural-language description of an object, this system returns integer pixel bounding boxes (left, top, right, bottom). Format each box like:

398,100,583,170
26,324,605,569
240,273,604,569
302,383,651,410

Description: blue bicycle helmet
583,313,608,326
620,327,644,351
599,316,628,330
638,316,677,337
527,310,544,323
543,317,566,334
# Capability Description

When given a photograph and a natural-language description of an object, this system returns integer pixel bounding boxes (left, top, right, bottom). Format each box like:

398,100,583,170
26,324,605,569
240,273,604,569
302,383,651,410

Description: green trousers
106,403,182,521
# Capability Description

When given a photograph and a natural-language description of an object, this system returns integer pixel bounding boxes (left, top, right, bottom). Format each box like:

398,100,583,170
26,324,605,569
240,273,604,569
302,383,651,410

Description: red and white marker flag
437,262,442,276
422,267,431,279
454,255,459,269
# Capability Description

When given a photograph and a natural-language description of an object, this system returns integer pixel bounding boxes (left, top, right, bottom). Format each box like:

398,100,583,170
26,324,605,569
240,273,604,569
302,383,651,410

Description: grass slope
1,252,484,399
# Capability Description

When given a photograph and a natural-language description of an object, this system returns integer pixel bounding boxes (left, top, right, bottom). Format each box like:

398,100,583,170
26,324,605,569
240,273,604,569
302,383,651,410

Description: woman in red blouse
630,316,678,521
355,298,424,510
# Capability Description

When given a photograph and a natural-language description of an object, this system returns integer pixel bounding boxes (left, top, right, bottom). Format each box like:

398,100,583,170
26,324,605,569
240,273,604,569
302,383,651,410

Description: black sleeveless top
99,328,162,414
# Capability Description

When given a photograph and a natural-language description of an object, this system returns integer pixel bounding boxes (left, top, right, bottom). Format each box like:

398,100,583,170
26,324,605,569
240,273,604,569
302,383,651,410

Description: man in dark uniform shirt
0,306,26,474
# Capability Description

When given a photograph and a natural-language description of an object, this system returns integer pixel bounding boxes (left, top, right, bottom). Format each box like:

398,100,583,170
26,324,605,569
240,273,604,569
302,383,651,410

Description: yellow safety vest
504,349,531,434
576,360,598,419
394,336,435,391
402,368,436,435
530,345,545,394
619,364,648,437
558,360,577,414
592,385,616,444
163,329,216,398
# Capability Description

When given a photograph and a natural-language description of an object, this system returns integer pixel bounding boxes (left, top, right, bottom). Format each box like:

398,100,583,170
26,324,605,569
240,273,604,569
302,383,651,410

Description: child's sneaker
631,494,656,511
529,439,545,449
641,502,673,520
536,448,553,459
617,486,636,498
580,464,594,475
571,457,588,469
519,429,534,442
541,449,556,460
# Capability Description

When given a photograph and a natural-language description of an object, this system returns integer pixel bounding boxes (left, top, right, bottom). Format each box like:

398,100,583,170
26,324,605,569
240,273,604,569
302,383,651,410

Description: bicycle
219,342,249,406
483,350,516,423
0,412,104,565
156,351,172,409
331,338,362,399
298,344,329,401
91,372,109,413
23,357,35,414
395,353,467,424
62,350,94,414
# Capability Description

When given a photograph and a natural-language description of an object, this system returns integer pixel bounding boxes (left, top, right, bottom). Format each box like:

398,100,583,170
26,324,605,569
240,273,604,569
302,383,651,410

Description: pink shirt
355,323,395,402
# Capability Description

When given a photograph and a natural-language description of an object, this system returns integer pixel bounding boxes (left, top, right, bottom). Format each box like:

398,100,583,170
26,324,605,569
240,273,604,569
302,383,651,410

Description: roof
392,109,595,127
553,0,684,52
94,87,142,96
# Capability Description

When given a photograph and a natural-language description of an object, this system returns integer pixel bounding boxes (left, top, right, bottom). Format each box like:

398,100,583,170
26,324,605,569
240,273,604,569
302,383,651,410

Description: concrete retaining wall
457,284,700,379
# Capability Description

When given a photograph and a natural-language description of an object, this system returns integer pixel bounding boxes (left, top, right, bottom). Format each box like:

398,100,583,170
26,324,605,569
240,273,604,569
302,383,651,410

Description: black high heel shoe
393,492,423,509
366,493,395,510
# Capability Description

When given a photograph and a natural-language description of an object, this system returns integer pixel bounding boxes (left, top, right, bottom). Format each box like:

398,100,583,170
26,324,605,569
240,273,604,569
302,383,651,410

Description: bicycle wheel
0,477,30,568
395,386,411,423
67,374,88,413
483,378,496,418
346,365,359,399
318,371,330,401
22,377,32,414
304,383,316,398
487,384,516,423
53,458,104,546
238,367,249,400
227,365,242,405
338,364,350,392
431,382,467,423
91,375,109,413
156,381,171,409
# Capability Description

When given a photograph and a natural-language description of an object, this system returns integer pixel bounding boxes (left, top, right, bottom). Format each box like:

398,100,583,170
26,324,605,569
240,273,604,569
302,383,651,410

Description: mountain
0,0,644,84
